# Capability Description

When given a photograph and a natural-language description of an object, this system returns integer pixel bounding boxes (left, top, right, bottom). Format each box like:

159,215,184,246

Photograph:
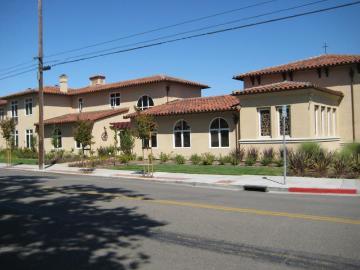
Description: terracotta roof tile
232,81,343,97
234,54,360,80
125,95,239,118
41,108,129,125
110,121,131,129
0,75,209,100
68,74,209,95
0,86,67,99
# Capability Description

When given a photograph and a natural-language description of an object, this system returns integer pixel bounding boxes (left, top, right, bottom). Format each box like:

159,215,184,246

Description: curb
288,187,358,194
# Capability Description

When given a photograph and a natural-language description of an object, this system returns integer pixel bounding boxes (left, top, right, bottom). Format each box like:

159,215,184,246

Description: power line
47,0,333,65
50,1,360,68
0,67,37,81
0,63,38,77
44,0,278,59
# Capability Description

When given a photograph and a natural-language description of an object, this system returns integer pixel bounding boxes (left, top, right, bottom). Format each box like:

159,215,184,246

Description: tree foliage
0,117,16,148
132,114,157,142
119,129,135,155
73,120,94,156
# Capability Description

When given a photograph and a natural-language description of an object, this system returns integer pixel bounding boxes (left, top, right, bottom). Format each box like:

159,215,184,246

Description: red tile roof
234,54,360,80
0,99,7,106
110,121,131,129
41,108,129,125
0,87,67,99
125,95,239,118
232,81,343,97
0,75,209,99
69,74,209,95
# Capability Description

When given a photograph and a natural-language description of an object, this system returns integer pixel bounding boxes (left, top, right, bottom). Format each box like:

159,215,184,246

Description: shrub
274,158,284,167
246,147,259,161
332,153,351,178
313,150,334,175
218,155,231,165
97,146,116,157
148,153,155,162
190,154,201,165
174,154,186,165
137,156,143,161
118,153,132,164
229,148,245,165
159,152,171,163
343,143,360,164
260,148,274,166
201,152,215,165
288,150,309,176
119,129,135,155
13,148,38,159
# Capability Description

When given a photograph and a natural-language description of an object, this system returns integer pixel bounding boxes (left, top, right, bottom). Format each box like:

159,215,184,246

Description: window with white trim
332,108,337,136
75,140,82,149
277,106,291,136
25,98,33,115
174,120,191,148
327,108,331,136
210,118,229,147
321,106,325,136
314,105,319,136
26,129,33,148
137,95,154,110
258,108,271,137
11,101,18,119
53,128,62,149
12,130,18,148
110,93,120,107
78,98,83,112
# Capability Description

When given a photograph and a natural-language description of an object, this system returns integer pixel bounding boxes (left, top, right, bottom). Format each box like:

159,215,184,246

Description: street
0,169,359,270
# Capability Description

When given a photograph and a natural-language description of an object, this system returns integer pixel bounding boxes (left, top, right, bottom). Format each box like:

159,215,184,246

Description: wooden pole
37,0,45,169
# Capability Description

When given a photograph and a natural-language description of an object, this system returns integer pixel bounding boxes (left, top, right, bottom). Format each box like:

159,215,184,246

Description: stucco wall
131,111,237,158
238,89,341,151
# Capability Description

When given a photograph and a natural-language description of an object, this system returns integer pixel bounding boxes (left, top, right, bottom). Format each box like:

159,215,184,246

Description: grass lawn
111,164,282,176
0,156,38,165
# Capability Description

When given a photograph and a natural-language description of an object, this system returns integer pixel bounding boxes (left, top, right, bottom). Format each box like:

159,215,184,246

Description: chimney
59,74,68,93
89,74,105,86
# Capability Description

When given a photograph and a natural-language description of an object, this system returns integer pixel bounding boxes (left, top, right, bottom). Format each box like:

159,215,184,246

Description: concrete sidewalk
1,163,359,194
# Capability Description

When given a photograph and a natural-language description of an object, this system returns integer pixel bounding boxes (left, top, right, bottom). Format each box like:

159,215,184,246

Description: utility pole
282,105,287,185
37,0,45,170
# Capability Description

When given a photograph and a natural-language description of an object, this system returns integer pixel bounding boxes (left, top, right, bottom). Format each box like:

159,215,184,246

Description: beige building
0,54,359,158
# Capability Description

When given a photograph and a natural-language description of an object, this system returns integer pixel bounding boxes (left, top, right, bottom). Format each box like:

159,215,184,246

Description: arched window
53,128,62,149
210,118,229,147
137,95,154,110
174,120,191,148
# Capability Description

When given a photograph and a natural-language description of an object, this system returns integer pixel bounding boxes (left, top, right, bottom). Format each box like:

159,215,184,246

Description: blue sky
1,0,359,97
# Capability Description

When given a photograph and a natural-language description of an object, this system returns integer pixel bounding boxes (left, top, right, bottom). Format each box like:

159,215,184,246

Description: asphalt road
0,169,360,270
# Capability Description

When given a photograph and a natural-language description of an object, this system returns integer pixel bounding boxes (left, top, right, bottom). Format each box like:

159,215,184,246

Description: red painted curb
288,187,357,194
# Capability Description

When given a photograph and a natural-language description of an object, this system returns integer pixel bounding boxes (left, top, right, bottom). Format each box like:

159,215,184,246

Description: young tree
0,117,16,165
119,129,135,156
132,113,157,176
73,120,94,157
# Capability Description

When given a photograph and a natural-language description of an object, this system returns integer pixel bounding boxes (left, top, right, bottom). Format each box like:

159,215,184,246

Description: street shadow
0,174,165,270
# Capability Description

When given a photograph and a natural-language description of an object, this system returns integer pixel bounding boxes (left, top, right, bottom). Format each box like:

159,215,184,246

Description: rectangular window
0,108,4,120
259,108,271,137
26,129,33,148
210,130,219,147
110,93,120,107
314,105,319,136
278,106,291,136
332,108,337,136
12,130,18,147
25,98,33,115
327,108,331,136
220,130,229,147
75,140,82,149
174,132,182,147
321,106,325,136
11,101,18,118
78,98,83,112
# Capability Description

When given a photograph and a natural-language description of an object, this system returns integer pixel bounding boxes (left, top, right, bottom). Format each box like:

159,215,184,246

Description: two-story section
232,54,360,150
0,74,208,152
